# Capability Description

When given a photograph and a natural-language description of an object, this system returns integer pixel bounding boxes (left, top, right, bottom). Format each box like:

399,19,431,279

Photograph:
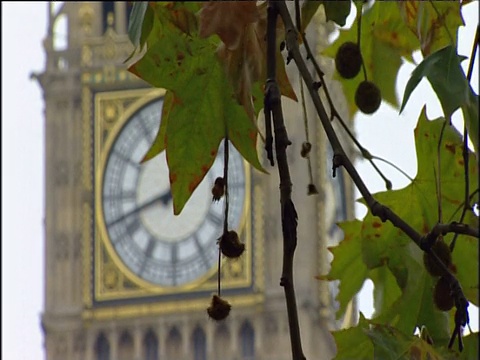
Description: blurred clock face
101,98,246,286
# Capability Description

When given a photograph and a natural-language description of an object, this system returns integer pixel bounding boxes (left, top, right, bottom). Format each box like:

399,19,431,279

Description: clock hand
108,190,172,227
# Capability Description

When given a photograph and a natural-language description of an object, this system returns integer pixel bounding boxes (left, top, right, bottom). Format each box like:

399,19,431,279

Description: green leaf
301,1,352,29
322,1,352,27
139,5,155,48
333,314,374,360
301,1,321,31
319,220,369,317
332,109,478,348
461,91,479,153
322,2,420,116
366,323,450,360
450,210,479,307
369,266,402,319
459,333,479,360
127,2,149,47
129,21,263,214
141,90,173,163
397,1,464,57
400,45,479,151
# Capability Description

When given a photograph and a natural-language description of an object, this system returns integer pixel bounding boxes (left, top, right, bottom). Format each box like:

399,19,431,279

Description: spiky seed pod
219,230,245,258
207,295,231,321
433,276,454,312
301,142,312,158
423,239,452,277
355,81,382,114
211,177,225,202
335,41,363,79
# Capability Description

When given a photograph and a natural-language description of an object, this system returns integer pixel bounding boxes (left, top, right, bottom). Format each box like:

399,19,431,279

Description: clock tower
37,2,356,360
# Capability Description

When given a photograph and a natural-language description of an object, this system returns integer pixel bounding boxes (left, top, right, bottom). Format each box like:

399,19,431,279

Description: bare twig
424,222,479,243
451,24,479,251
296,4,394,190
266,2,305,359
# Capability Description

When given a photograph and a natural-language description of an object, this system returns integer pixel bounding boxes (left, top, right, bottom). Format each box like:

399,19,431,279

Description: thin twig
356,2,368,81
267,2,305,359
451,24,479,251
298,6,394,190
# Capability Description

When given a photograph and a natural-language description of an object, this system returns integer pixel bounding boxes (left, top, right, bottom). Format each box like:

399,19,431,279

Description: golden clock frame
81,85,265,319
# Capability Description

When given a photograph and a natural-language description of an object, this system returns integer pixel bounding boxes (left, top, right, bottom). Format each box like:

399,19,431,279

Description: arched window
118,331,134,360
240,321,255,360
144,329,159,360
192,326,207,360
102,2,115,33
166,327,182,359
95,332,110,360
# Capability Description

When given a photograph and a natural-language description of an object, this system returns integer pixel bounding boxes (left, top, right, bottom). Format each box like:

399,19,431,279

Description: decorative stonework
81,45,92,67
78,4,94,35
73,331,86,353
54,160,68,186
54,334,68,357
55,233,69,260
73,232,82,259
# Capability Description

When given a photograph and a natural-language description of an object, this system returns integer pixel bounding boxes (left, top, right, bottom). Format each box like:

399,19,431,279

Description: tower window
126,2,134,28
240,321,255,360
118,331,134,360
95,332,110,360
166,327,182,359
192,326,207,360
102,1,115,33
144,329,159,360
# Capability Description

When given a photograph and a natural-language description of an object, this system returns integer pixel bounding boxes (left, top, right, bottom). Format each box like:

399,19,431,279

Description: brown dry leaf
198,1,259,50
200,1,296,120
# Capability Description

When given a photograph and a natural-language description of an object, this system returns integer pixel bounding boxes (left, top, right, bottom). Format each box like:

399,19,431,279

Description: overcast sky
1,2,478,360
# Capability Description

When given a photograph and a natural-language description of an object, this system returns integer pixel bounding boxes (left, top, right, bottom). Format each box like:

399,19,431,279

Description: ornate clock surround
81,83,265,320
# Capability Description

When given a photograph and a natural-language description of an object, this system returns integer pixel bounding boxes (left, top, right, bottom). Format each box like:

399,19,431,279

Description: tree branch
275,0,471,351
424,222,479,243
266,3,306,360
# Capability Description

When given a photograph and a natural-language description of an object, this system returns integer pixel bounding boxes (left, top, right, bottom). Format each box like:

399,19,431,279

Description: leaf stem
356,3,368,81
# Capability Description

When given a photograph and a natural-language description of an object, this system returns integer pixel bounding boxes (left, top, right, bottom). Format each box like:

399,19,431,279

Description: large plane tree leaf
400,45,479,152
365,323,453,360
328,108,478,347
301,1,352,29
358,109,478,338
128,3,264,214
333,314,374,360
318,220,369,317
199,1,296,120
322,2,420,116
397,1,464,57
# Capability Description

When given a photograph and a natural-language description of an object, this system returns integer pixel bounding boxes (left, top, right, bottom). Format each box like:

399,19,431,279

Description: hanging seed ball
207,295,231,321
423,239,452,277
211,177,225,202
433,276,454,312
219,230,245,258
335,41,363,79
355,80,382,114
301,142,312,158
